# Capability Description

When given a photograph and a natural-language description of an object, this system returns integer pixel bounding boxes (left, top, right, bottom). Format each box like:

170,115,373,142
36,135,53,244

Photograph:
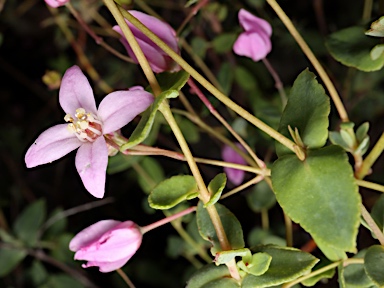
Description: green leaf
365,16,384,37
197,201,244,255
120,89,178,150
338,262,347,288
246,180,276,212
329,131,350,151
175,115,200,144
13,199,46,246
44,208,68,239
247,227,286,247
234,66,257,91
218,62,234,95
41,274,85,288
0,247,27,277
302,259,335,287
271,146,361,258
237,252,272,276
214,248,251,265
107,153,140,174
371,194,384,232
364,245,384,287
156,70,190,92
241,245,319,288
137,157,165,194
27,260,49,286
356,122,370,146
276,69,330,157
343,250,373,288
370,44,384,60
205,173,227,207
191,37,209,58
186,264,239,288
212,33,237,54
315,239,347,261
148,175,198,209
326,26,384,71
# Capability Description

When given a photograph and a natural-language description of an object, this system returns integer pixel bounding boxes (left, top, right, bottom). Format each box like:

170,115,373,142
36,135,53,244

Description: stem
356,133,384,179
103,0,161,96
360,204,384,245
362,0,373,21
262,58,287,108
284,212,293,247
266,0,349,123
176,0,209,35
116,6,304,159
221,175,265,200
261,208,270,230
141,206,197,234
356,179,384,193
117,269,136,288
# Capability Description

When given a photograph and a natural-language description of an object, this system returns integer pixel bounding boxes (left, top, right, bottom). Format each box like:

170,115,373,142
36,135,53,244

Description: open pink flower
25,65,154,198
222,143,247,185
69,220,142,273
44,0,69,8
113,10,180,73
233,9,272,61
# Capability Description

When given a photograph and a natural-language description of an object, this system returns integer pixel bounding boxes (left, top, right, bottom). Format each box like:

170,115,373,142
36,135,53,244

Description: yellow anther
78,120,89,130
64,114,73,122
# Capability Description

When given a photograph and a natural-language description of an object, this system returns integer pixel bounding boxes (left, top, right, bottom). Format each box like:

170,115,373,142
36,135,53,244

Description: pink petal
25,124,81,168
222,144,247,185
238,9,272,37
224,167,245,186
97,90,154,134
69,220,122,251
75,137,108,198
59,66,97,115
233,31,271,61
83,257,129,273
44,0,69,8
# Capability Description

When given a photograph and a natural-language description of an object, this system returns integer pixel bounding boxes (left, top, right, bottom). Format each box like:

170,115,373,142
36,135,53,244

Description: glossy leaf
364,245,384,287
326,26,384,71
186,264,239,288
156,70,190,92
271,145,360,258
120,89,178,150
214,248,251,265
276,69,330,157
13,199,46,246
148,175,198,209
343,250,373,288
246,180,276,212
0,247,27,277
241,245,319,288
197,201,244,255
205,173,227,207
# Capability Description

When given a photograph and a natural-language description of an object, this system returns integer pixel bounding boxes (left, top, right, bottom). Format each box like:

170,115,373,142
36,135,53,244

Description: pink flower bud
69,220,142,272
222,143,247,185
233,9,272,62
44,0,69,8
113,10,180,73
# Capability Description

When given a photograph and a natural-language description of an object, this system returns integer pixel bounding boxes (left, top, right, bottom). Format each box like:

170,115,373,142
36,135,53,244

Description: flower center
64,108,103,142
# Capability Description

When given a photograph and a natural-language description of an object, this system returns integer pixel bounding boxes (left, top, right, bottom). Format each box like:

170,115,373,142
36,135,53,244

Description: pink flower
113,10,180,73
233,9,272,61
25,65,154,198
69,220,142,273
44,0,69,8
222,143,247,185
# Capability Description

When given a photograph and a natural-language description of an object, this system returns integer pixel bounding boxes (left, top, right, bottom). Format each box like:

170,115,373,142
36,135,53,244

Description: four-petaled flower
69,220,142,273
233,9,272,62
44,0,69,8
25,65,154,198
113,10,180,73
222,143,247,185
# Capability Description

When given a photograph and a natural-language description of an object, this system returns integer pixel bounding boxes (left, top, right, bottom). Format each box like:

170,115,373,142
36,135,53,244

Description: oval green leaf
197,201,244,255
186,264,239,288
326,26,384,71
156,70,190,92
343,250,373,288
246,180,276,212
205,173,227,207
364,245,384,287
0,247,27,277
237,252,272,277
271,145,361,257
241,245,319,288
276,69,330,157
148,175,198,209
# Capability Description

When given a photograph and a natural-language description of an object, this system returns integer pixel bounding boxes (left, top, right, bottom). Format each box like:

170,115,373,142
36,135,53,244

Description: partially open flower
69,220,142,273
44,0,69,8
222,143,247,185
25,65,154,198
113,10,180,73
233,9,272,62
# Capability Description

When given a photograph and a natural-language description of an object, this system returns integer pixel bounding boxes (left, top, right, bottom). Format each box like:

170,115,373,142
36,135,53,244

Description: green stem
262,58,287,108
362,0,373,21
266,0,349,123
356,133,384,179
221,175,265,200
356,179,384,193
116,6,304,159
360,204,384,245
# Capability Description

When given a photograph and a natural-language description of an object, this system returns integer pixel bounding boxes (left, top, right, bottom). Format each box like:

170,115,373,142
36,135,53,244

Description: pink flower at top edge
44,0,69,8
113,10,181,73
222,143,247,185
69,220,142,273
233,9,272,62
25,65,154,198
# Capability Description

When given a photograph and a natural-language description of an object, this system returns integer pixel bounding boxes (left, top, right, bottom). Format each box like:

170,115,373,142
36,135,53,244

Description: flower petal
222,144,247,185
25,124,81,168
44,0,69,8
75,137,108,198
69,220,122,251
97,90,154,134
238,9,272,36
233,31,271,61
83,258,129,273
59,65,97,115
